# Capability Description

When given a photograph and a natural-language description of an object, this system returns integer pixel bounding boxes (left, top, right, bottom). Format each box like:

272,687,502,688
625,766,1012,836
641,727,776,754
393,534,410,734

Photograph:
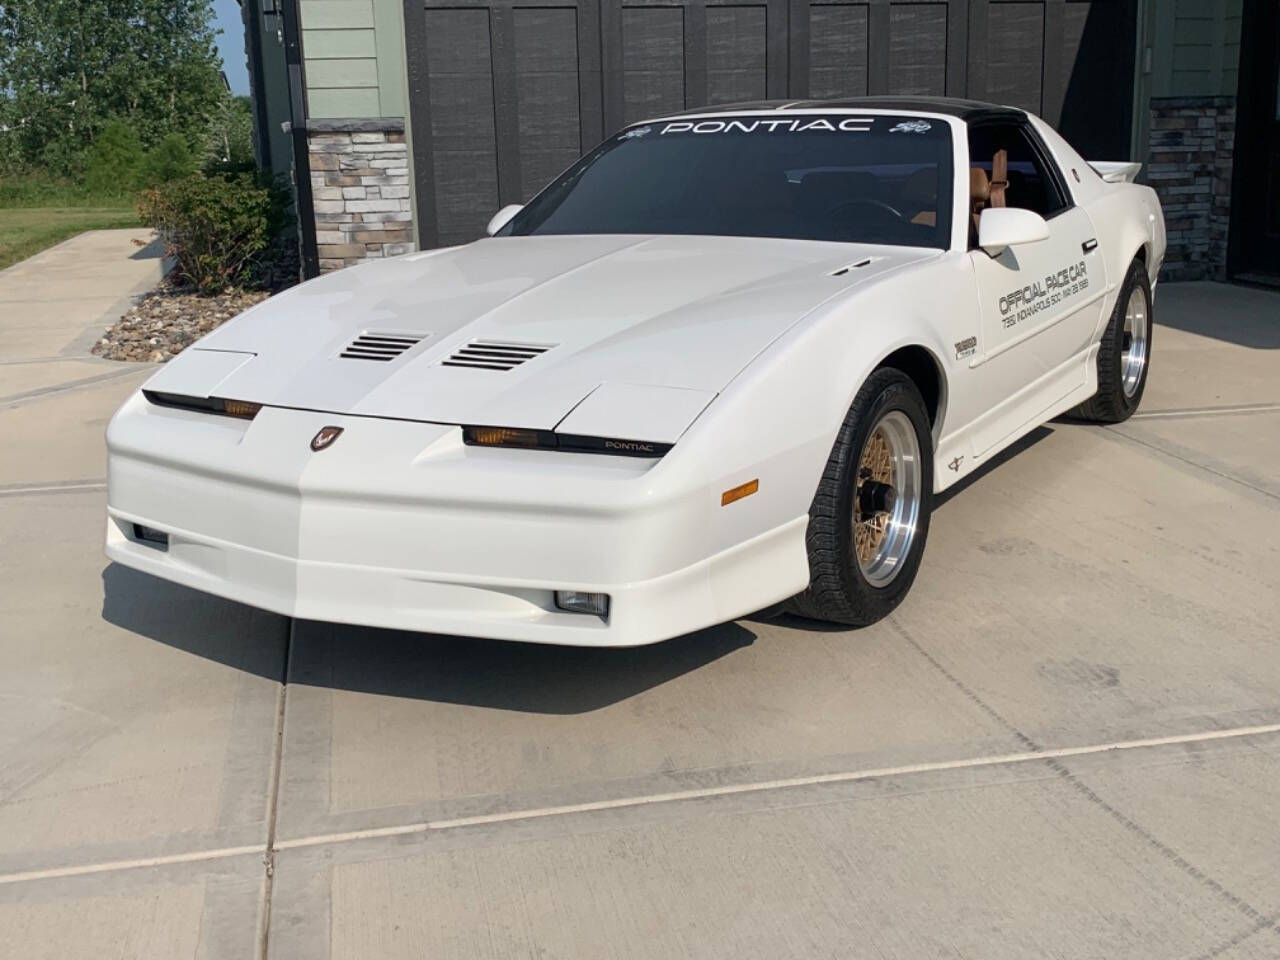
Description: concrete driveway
1,235,1278,959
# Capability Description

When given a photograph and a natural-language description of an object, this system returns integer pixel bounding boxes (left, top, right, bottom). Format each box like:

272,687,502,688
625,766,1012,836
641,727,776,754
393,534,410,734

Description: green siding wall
1151,0,1243,98
301,0,406,118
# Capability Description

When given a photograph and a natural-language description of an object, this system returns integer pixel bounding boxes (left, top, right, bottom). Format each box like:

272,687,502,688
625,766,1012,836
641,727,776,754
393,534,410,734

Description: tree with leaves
204,94,256,173
0,0,226,173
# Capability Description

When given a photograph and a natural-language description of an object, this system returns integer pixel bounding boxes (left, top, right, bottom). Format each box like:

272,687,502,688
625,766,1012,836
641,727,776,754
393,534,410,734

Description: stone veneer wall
307,123,416,272
1146,96,1235,282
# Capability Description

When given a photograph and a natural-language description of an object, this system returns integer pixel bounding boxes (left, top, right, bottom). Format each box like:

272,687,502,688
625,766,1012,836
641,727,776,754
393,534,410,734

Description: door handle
1082,238,1098,253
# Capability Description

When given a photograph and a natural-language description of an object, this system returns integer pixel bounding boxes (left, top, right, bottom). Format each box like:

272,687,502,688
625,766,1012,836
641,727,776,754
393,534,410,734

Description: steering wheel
828,198,904,223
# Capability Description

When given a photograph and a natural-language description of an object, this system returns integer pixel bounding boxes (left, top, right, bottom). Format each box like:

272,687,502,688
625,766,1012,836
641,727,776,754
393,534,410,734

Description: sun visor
141,349,257,398
556,383,716,444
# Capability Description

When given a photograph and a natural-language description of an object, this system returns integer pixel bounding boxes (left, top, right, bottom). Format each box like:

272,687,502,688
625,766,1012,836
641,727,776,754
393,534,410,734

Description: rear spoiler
1089,161,1142,184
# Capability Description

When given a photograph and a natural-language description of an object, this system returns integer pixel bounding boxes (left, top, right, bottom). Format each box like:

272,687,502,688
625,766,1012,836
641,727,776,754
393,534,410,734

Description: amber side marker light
721,479,759,506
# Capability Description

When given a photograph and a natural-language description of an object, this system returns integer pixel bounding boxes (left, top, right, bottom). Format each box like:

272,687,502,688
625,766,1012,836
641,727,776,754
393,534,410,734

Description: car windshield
501,114,953,249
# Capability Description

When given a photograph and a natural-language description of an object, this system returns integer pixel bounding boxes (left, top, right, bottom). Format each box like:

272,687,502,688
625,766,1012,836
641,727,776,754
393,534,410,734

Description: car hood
147,234,936,440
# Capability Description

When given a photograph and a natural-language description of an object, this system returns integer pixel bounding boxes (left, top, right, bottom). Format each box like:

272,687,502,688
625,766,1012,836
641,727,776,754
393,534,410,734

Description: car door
965,121,1105,452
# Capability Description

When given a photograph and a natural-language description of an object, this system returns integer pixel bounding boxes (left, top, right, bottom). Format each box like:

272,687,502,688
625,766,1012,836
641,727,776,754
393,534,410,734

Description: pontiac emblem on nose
310,426,344,452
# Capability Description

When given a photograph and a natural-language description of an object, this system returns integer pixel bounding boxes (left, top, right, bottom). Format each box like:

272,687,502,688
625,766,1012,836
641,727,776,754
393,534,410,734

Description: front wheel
788,368,933,626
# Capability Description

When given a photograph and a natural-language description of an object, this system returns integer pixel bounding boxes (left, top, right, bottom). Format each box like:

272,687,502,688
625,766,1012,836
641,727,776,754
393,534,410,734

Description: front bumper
105,393,808,646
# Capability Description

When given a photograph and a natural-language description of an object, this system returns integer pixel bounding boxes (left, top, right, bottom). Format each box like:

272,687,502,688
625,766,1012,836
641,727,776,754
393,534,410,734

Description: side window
967,123,1069,225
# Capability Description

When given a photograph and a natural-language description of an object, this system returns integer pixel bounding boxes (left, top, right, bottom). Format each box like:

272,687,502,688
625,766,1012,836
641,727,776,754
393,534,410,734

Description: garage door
404,0,1137,247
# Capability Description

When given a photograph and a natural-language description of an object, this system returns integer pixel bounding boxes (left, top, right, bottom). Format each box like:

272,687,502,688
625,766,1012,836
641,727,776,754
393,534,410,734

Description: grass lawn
0,207,142,271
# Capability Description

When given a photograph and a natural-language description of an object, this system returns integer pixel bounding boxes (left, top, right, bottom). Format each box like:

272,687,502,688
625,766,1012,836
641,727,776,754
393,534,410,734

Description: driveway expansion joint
890,616,1280,937
0,723,1276,889
1103,424,1280,502
0,366,148,409
256,618,294,960
0,479,107,498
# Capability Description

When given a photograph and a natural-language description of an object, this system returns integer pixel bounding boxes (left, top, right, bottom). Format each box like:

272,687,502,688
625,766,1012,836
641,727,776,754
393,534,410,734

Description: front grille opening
340,333,424,361
442,339,553,371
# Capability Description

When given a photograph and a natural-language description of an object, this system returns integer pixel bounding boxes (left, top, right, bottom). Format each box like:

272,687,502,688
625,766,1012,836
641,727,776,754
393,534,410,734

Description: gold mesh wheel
852,410,923,586
854,427,894,567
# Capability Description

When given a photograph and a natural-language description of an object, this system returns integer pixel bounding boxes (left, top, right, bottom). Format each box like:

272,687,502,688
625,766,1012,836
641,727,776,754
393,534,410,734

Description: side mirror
978,207,1049,257
485,203,524,236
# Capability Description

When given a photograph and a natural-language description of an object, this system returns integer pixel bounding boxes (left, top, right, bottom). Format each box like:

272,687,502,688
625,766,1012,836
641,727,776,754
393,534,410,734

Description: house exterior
241,0,1278,284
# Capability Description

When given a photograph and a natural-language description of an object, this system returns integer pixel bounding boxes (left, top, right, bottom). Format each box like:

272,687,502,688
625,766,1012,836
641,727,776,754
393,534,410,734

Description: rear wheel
788,368,933,626
1070,258,1152,423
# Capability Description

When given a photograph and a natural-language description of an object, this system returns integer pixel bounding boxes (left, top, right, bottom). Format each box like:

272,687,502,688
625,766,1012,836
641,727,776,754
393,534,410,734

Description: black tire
1069,258,1153,423
787,368,934,626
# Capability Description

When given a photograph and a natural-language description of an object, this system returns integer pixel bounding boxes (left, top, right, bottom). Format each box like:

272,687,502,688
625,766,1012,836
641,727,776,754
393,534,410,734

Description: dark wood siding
887,4,948,96
984,2,1044,112
405,0,1137,247
421,8,500,245
513,7,583,194
807,3,868,98
620,7,686,123
706,6,769,103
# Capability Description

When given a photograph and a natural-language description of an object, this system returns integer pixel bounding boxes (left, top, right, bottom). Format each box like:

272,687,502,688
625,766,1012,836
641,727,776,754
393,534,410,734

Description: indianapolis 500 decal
999,260,1090,329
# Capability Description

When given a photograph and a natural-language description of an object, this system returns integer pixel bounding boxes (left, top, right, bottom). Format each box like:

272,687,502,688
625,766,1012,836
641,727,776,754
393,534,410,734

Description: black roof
664,96,1026,123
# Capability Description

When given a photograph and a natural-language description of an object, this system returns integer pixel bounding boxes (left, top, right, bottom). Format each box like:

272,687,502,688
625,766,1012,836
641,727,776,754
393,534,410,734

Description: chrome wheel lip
853,410,922,587
1121,286,1148,398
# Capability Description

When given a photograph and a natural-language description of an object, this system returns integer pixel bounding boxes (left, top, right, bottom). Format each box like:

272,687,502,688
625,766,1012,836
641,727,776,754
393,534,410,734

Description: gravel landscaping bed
93,281,272,362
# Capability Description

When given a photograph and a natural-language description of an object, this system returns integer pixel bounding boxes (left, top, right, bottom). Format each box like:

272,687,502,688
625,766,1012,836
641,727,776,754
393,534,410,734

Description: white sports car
106,97,1165,646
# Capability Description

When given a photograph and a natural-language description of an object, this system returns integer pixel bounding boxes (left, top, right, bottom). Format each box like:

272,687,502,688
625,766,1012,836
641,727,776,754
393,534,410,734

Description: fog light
555,591,610,618
132,524,169,549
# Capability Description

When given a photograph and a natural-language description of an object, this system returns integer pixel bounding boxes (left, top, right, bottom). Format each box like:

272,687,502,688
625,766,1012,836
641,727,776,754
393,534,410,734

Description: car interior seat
969,148,1008,245
989,148,1008,208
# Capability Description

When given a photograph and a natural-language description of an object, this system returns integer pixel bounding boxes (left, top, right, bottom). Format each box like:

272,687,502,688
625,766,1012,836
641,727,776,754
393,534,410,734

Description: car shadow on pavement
101,564,756,714
933,424,1053,510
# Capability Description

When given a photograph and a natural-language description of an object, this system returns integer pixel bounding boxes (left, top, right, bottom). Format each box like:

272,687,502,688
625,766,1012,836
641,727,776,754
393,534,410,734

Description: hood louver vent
442,339,554,372
341,333,424,362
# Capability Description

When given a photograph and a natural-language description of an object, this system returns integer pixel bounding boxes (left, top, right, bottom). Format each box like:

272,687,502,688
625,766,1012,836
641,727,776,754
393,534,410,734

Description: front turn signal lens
463,426,555,449
221,399,262,419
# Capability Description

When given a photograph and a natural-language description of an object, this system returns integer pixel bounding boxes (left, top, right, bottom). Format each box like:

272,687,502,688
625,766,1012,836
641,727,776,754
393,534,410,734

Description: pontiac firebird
105,97,1166,646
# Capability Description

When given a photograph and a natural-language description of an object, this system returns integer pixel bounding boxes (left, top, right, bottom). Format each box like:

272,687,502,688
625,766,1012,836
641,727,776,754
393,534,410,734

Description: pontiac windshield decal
659,118,875,135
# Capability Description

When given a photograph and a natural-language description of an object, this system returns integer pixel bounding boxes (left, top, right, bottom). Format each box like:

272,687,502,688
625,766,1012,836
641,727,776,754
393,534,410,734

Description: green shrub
142,133,198,186
84,120,145,197
36,137,90,182
138,173,291,294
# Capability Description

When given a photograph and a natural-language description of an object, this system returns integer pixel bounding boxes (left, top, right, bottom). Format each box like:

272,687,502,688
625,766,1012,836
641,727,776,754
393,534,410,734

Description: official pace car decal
999,260,1090,330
